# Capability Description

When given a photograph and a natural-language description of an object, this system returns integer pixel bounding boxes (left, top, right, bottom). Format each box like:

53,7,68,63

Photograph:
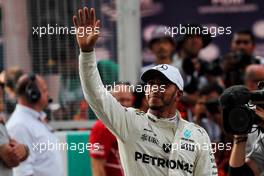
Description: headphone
25,73,41,103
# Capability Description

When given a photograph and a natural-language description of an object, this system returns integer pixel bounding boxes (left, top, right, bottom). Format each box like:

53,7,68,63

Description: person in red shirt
89,83,134,176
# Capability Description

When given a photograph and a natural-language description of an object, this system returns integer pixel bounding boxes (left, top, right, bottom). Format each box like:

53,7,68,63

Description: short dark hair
148,37,175,49
232,29,255,44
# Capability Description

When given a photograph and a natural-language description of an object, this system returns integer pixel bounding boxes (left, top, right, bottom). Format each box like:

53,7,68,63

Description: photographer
244,65,264,153
245,65,264,91
229,107,264,176
222,30,261,87
175,24,212,94
220,82,264,176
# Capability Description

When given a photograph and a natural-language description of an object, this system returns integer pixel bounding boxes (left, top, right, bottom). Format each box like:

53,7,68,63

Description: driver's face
145,76,181,110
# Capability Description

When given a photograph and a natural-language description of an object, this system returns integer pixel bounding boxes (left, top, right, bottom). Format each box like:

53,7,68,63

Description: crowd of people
1,5,264,176
86,14,264,176
76,7,264,176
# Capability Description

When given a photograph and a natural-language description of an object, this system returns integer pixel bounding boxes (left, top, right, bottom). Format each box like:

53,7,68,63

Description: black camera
219,81,264,135
233,51,255,67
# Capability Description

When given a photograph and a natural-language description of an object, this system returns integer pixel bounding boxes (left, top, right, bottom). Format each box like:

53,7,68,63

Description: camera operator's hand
73,7,100,52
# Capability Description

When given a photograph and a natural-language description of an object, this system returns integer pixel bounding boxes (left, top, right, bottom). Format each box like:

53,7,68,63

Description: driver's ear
176,90,183,98
173,90,179,101
174,90,183,103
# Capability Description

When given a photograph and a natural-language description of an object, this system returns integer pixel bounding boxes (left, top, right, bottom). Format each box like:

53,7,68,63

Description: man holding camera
220,78,264,175
222,30,261,87
229,107,264,176
244,65,264,154
219,74,264,176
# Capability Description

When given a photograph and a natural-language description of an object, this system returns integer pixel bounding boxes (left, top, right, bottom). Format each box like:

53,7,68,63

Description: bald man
243,64,264,155
244,64,264,91
6,74,64,176
228,65,264,176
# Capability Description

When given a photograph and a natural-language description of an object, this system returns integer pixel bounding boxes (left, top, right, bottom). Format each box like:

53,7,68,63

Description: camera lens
258,81,264,90
228,107,251,134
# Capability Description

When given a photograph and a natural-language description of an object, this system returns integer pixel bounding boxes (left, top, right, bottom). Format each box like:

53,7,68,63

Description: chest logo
141,134,159,145
183,129,192,139
162,143,172,153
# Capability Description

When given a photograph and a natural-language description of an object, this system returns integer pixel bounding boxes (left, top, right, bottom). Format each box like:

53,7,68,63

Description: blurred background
1,0,263,122
0,0,264,176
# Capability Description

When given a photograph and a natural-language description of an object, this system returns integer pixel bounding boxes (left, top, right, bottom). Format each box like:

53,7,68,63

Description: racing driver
73,6,218,176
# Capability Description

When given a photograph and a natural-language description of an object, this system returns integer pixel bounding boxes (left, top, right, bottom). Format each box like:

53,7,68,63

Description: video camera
219,81,264,135
232,51,256,68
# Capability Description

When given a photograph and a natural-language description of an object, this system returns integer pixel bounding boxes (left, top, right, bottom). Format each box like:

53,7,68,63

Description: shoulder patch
180,120,206,136
190,123,206,135
196,128,205,135
134,109,146,116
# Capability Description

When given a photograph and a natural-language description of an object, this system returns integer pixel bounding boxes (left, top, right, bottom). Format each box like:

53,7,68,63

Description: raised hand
73,7,100,52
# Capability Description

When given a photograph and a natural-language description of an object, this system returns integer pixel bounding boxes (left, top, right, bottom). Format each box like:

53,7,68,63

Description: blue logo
183,129,192,139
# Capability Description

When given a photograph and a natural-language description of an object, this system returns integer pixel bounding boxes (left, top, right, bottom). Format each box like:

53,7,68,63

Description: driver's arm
74,7,137,142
